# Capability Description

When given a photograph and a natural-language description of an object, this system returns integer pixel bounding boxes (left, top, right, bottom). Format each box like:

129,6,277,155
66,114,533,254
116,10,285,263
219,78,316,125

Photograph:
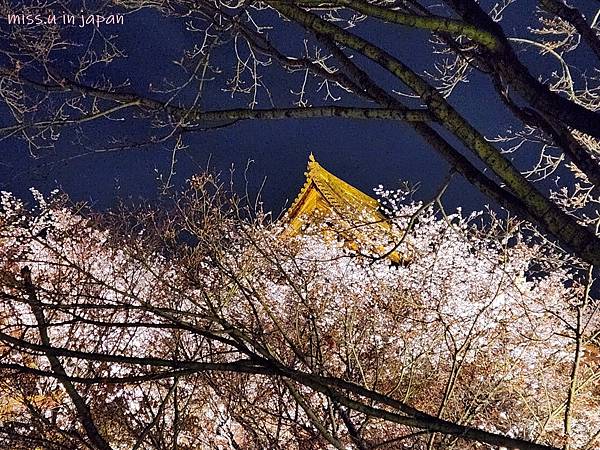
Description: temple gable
286,154,408,264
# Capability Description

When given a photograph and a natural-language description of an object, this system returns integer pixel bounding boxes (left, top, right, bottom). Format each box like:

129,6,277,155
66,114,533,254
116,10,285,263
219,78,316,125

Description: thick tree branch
0,106,431,135
282,0,501,50
0,69,431,132
490,76,600,189
445,0,600,140
318,36,536,222
180,106,433,123
268,1,600,265
272,364,560,450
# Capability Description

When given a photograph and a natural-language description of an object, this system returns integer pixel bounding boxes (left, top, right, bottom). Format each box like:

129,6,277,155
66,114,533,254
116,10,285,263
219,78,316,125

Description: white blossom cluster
0,189,598,449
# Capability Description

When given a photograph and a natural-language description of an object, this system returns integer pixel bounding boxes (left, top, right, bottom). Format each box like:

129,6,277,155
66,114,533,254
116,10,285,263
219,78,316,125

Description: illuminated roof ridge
285,153,409,265
287,153,385,224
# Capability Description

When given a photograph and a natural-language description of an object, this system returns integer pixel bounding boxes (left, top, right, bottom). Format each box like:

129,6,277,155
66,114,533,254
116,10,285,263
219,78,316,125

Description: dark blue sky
1,1,593,216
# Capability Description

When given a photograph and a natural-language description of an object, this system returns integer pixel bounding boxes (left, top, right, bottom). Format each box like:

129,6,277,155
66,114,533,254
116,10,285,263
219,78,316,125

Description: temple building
285,154,408,264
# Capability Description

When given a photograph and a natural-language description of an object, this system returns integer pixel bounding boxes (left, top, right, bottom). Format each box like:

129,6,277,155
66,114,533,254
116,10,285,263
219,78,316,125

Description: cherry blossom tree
1,174,598,449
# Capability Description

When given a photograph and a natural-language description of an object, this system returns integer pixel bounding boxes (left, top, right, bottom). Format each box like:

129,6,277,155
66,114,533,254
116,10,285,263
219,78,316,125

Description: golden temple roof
285,154,407,264
286,153,388,232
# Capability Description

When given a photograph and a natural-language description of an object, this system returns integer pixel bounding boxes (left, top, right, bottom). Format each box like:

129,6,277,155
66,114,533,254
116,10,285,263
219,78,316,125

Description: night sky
1,1,596,216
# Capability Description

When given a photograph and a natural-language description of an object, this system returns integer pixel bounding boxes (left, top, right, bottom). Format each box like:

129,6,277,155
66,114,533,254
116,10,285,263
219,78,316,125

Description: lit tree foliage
0,176,598,449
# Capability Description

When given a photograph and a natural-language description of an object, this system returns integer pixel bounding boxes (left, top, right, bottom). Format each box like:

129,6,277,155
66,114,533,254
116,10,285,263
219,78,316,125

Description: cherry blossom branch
21,266,113,450
564,264,595,449
272,365,561,450
0,329,561,450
